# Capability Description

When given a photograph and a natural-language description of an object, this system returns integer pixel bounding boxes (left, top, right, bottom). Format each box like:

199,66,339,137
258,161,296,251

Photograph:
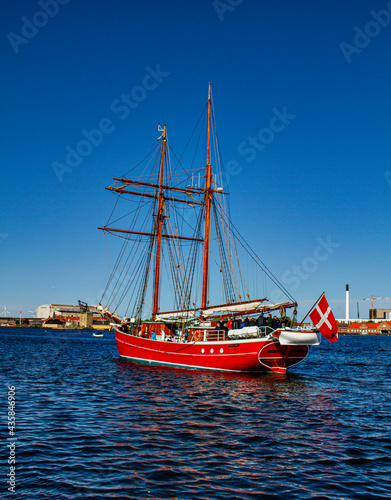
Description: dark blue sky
1,0,391,318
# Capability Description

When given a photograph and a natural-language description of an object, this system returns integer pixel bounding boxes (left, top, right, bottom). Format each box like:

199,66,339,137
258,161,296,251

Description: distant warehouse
37,303,110,329
37,303,101,319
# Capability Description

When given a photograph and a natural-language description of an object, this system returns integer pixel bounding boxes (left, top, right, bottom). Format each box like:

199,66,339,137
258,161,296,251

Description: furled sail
202,300,296,318
203,300,266,316
155,311,196,321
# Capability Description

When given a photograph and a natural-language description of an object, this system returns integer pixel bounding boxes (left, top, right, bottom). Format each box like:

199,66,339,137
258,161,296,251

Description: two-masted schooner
96,84,337,374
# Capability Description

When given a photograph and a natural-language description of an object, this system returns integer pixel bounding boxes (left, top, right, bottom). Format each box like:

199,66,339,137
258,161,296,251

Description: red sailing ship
97,84,337,374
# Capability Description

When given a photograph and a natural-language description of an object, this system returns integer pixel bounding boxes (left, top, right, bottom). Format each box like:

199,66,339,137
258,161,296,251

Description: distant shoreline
0,325,389,336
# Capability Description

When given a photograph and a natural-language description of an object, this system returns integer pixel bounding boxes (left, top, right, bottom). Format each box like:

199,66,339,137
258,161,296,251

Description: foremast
99,125,203,322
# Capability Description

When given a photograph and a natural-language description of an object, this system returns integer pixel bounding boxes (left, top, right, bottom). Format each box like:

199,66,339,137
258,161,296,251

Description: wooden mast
152,125,166,320
201,83,212,313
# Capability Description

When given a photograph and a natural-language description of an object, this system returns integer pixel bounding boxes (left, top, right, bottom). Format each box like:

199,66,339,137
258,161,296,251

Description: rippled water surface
1,328,391,499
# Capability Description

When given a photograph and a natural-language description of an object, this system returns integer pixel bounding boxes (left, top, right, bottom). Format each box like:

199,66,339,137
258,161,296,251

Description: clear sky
1,0,390,320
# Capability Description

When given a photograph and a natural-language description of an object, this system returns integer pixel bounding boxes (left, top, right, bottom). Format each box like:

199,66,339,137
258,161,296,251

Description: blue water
1,328,391,499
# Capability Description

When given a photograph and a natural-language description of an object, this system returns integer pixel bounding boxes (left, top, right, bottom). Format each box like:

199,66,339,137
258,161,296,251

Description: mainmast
152,125,167,320
201,83,212,313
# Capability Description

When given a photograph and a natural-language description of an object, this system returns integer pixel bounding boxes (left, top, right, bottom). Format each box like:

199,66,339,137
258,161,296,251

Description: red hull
115,329,310,374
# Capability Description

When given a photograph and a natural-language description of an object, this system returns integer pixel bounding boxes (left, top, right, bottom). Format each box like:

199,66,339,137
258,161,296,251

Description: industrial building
369,308,391,320
37,303,110,330
37,303,100,319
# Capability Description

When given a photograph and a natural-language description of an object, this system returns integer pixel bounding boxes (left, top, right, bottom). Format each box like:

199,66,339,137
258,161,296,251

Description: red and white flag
309,294,338,343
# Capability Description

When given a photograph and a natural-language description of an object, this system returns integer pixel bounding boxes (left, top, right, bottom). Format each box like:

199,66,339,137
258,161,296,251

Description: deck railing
191,328,272,342
203,329,229,342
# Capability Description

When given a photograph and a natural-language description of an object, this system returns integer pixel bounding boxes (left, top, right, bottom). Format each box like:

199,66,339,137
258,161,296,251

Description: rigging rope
121,143,160,178
103,231,111,277
217,201,296,303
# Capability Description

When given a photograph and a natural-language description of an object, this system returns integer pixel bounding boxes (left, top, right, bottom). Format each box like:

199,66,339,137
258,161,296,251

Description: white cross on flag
309,294,338,343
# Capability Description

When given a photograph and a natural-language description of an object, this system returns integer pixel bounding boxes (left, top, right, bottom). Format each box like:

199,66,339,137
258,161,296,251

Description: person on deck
226,317,233,330
272,316,281,330
266,314,273,332
256,313,266,327
215,318,225,330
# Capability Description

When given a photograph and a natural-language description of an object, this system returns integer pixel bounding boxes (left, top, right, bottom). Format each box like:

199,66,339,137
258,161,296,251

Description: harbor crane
362,296,391,317
363,296,391,309
78,300,88,313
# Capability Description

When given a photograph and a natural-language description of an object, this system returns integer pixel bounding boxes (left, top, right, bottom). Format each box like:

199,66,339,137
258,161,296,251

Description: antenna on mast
157,122,164,139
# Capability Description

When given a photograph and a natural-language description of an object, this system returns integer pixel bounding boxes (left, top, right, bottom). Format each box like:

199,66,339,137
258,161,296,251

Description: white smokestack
346,284,349,322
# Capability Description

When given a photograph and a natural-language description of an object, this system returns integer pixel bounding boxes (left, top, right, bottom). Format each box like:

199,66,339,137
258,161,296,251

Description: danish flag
310,294,338,343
